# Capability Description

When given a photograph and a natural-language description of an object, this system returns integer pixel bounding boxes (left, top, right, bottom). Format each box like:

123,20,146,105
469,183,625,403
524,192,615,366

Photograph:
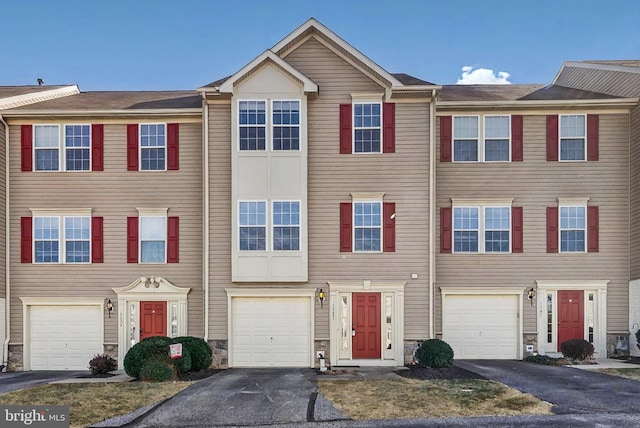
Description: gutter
429,90,436,339
436,97,639,109
201,94,210,343
0,108,202,118
0,114,9,371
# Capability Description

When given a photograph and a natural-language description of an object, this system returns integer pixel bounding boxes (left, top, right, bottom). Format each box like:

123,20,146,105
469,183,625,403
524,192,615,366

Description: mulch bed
395,365,486,380
178,369,222,381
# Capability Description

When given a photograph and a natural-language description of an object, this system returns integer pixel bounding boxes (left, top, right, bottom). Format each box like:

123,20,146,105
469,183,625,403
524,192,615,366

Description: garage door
443,295,519,359
30,306,103,370
232,297,311,367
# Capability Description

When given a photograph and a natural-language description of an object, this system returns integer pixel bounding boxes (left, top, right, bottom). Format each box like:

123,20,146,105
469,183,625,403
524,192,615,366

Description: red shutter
440,207,452,253
91,124,104,171
91,217,104,263
127,124,138,171
383,202,396,252
167,123,179,170
127,216,138,263
511,115,523,162
512,207,523,253
546,115,559,161
339,202,352,252
21,217,32,263
167,216,179,263
547,207,559,253
21,125,33,172
587,114,599,161
440,116,452,162
339,104,352,154
587,206,599,252
383,103,395,153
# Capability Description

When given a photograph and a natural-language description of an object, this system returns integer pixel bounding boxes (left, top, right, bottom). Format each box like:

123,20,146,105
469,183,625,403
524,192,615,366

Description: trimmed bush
88,354,118,375
171,337,212,371
636,329,640,350
140,359,175,382
173,346,192,374
560,338,595,361
124,336,174,378
415,339,454,368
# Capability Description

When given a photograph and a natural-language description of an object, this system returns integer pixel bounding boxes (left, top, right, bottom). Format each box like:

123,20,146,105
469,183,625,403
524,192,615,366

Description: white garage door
30,306,103,370
443,295,519,359
232,297,311,367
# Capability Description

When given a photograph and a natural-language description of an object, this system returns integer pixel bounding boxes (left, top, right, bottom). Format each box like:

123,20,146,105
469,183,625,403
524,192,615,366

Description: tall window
353,103,381,153
239,201,266,250
453,206,511,253
484,116,510,161
453,207,479,252
273,201,300,251
34,125,60,171
560,115,586,161
453,116,479,161
484,207,510,252
140,124,166,170
65,125,90,171
560,206,586,252
272,101,300,150
354,202,382,252
64,217,90,263
34,215,90,263
239,101,266,151
34,217,59,263
140,216,167,263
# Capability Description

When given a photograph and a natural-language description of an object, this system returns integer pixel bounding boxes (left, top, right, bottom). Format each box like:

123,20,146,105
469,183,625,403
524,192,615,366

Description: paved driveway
0,371,85,395
456,360,640,414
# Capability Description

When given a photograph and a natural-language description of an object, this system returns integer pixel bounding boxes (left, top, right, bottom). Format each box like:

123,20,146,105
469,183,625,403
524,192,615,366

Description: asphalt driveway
456,360,640,414
0,370,85,394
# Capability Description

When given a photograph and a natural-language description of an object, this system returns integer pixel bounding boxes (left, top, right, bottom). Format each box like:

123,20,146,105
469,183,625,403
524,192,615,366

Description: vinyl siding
436,113,630,335
631,105,640,279
555,66,640,98
8,120,203,344
0,121,5,296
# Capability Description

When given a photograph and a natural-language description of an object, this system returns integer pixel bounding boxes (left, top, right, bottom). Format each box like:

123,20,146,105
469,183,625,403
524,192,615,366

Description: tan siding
0,122,5,296
555,66,640,98
8,121,203,344
630,106,640,279
435,113,630,334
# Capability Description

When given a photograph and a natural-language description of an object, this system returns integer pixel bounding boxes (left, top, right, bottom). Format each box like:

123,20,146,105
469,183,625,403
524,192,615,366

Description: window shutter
511,115,523,162
127,124,138,171
21,125,33,172
383,103,395,153
440,116,452,162
91,217,104,263
587,114,599,161
587,206,599,252
546,115,559,161
440,207,452,253
339,104,352,154
127,216,138,263
167,123,179,170
167,216,179,263
383,202,396,252
21,217,32,263
339,202,352,252
91,124,104,171
546,207,559,253
511,207,523,253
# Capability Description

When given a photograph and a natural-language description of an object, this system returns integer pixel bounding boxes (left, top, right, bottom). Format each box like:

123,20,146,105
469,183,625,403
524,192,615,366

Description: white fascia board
0,85,80,110
436,98,639,109
1,108,202,117
218,50,318,94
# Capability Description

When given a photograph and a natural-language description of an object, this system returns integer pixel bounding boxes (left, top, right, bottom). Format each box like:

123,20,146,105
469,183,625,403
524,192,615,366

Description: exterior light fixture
107,299,113,318
527,288,536,306
318,289,325,308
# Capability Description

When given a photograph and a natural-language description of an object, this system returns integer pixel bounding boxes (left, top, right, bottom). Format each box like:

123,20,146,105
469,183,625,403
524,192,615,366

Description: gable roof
0,85,80,110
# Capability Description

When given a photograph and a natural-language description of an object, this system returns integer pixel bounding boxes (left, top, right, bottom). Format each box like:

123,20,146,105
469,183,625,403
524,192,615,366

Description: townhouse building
1,19,638,371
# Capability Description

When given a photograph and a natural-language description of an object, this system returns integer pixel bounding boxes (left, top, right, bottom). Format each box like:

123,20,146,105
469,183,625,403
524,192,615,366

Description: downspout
202,95,210,342
1,114,9,371
429,90,436,339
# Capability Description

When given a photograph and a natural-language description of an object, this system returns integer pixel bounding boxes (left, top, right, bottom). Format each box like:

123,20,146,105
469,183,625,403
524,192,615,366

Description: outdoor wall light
106,299,113,318
318,289,325,308
527,288,536,306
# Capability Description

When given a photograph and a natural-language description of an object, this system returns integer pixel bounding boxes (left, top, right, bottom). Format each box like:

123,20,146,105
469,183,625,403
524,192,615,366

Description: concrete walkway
0,370,87,394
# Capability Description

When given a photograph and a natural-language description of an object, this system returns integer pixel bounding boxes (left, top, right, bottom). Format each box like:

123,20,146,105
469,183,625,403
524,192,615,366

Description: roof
579,60,640,68
0,85,71,98
438,84,618,102
391,73,435,86
519,85,618,101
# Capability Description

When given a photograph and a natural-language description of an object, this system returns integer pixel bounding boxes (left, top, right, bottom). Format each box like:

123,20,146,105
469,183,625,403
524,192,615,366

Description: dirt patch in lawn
594,368,640,381
396,364,486,380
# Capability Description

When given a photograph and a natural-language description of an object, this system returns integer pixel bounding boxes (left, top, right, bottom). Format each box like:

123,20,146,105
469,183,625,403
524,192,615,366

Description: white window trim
558,204,587,254
271,99,301,152
238,100,267,152
33,124,92,172
352,101,383,154
352,199,383,253
30,211,92,264
138,123,167,172
271,200,301,252
558,114,587,163
138,214,168,264
62,215,91,264
238,200,268,252
452,200,513,254
453,115,512,163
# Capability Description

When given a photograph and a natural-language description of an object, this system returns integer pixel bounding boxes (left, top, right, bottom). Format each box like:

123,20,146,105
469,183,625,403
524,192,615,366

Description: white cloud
456,66,512,84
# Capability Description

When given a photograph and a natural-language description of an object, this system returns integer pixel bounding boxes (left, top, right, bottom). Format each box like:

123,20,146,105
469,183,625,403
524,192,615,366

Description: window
64,217,90,263
272,201,300,251
453,116,478,162
484,207,510,252
65,125,90,171
239,201,266,250
140,124,166,171
34,217,59,263
560,206,586,252
139,216,167,263
33,124,92,171
453,206,511,253
33,215,90,263
452,115,512,162
354,202,382,252
453,207,478,252
484,116,510,161
560,115,586,161
239,101,266,151
353,103,381,153
34,125,60,171
272,101,300,150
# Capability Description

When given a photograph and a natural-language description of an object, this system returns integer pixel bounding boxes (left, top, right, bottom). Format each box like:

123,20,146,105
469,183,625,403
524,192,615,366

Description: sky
1,0,639,91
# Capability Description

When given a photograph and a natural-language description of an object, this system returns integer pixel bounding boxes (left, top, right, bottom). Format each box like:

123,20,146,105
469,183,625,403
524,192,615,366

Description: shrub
636,329,640,350
173,346,192,374
171,337,212,371
88,354,118,375
139,359,175,382
124,336,174,378
524,354,568,366
560,338,595,361
415,339,454,368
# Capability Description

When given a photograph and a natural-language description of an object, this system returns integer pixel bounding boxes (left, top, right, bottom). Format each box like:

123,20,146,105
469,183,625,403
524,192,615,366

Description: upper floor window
354,201,382,252
239,101,266,151
340,196,396,253
452,205,512,253
559,206,585,252
140,124,166,171
34,125,60,171
127,211,178,263
33,215,90,263
484,116,510,162
139,216,167,263
33,124,92,172
546,200,598,253
453,115,511,162
273,201,300,251
340,102,395,154
272,101,300,150
453,116,479,162
353,103,381,153
239,201,266,250
560,115,585,161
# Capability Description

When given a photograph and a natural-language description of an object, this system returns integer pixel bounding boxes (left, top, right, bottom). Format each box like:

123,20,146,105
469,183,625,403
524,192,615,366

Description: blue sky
1,0,638,90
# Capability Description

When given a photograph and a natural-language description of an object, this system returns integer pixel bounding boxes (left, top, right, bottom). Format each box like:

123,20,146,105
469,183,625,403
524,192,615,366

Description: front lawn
594,368,640,381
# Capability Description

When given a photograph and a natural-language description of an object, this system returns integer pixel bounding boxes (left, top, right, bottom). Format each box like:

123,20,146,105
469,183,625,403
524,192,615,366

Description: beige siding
631,105,640,279
555,66,640,98
8,120,203,344
0,121,5,296
435,113,630,334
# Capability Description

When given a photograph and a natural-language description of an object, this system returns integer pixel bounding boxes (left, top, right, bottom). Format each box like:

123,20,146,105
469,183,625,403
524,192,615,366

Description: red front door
140,301,167,340
557,291,584,351
352,293,381,359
